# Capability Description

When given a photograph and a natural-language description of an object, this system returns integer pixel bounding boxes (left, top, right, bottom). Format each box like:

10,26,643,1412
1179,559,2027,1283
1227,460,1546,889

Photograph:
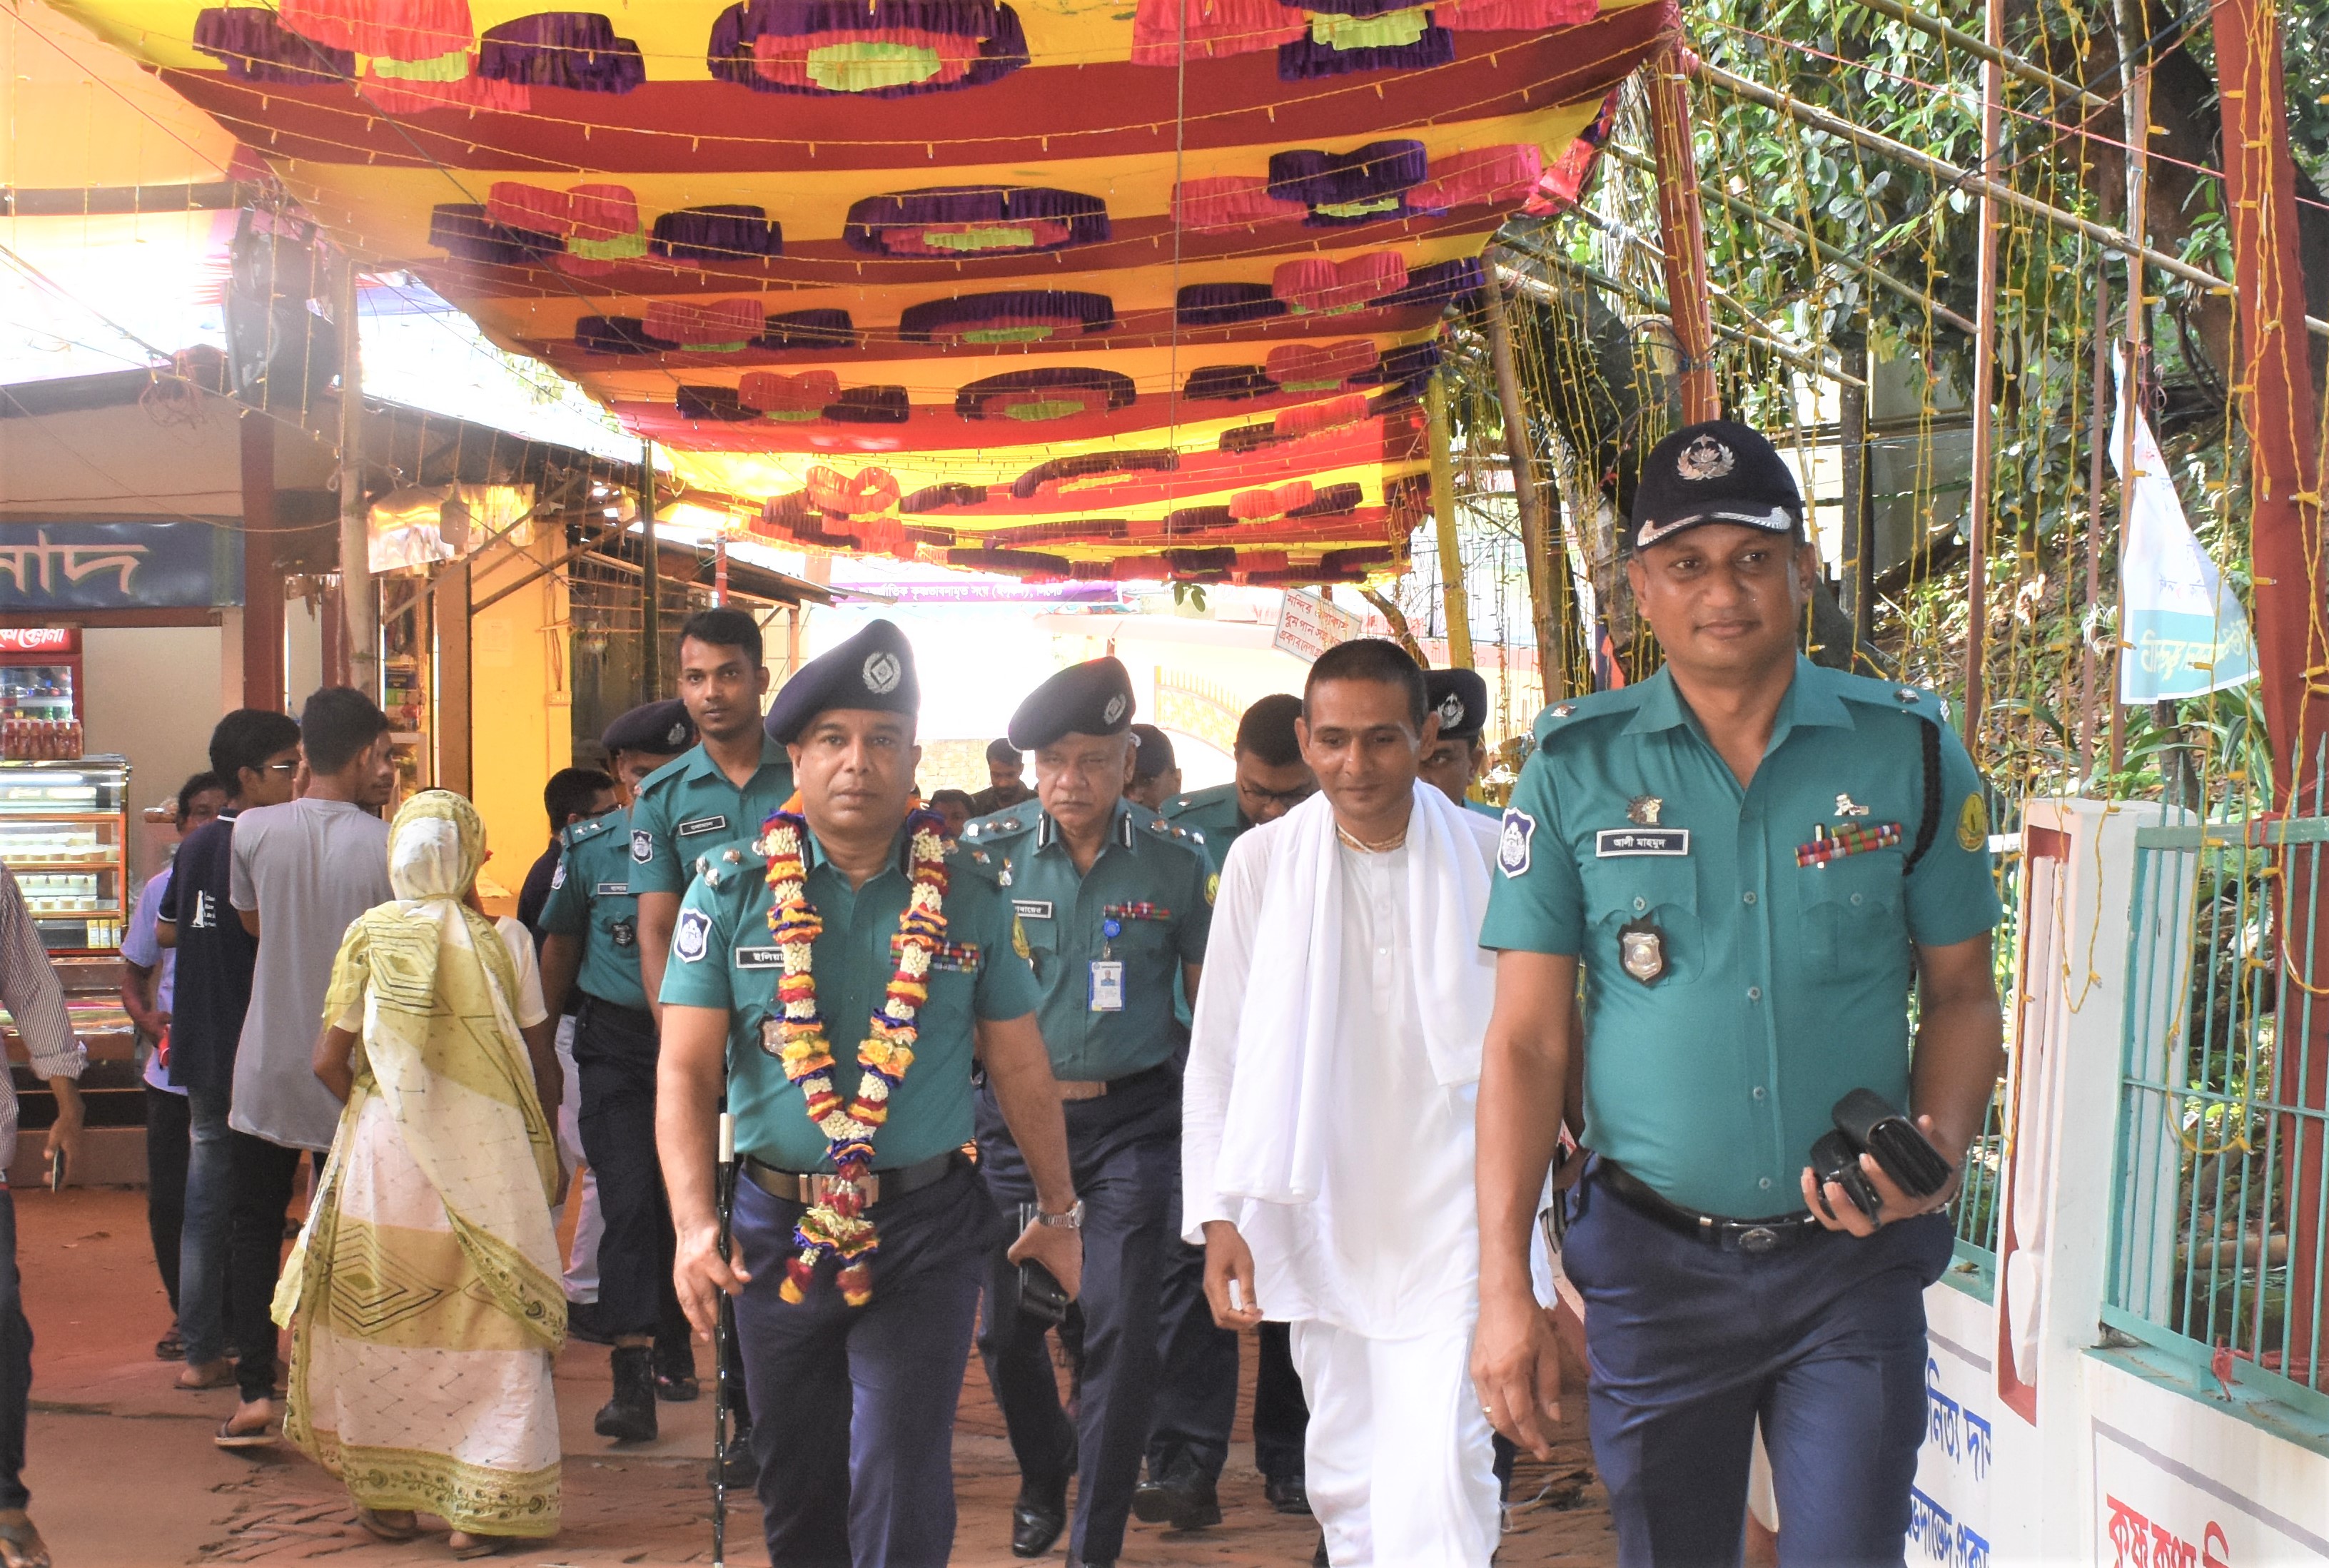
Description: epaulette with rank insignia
1530,684,1642,746
560,806,624,849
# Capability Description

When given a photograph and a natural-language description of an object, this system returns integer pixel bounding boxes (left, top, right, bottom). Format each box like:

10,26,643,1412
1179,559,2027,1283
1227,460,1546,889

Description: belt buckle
1736,1225,1779,1255
805,1171,878,1206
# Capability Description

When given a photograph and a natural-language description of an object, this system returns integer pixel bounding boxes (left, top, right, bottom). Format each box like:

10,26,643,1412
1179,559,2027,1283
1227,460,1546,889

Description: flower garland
755,805,948,1306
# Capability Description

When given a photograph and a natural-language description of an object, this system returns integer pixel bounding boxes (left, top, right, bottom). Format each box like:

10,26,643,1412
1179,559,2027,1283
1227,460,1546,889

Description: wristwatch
1034,1200,1086,1230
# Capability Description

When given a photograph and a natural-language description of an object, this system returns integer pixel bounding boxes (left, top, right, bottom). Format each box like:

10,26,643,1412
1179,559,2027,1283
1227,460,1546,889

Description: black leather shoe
1131,1462,1221,1531
1265,1473,1312,1516
1011,1479,1068,1558
706,1422,760,1489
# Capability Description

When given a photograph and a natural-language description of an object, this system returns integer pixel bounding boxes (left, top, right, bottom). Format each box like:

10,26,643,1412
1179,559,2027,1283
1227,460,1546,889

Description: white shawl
1212,782,1498,1205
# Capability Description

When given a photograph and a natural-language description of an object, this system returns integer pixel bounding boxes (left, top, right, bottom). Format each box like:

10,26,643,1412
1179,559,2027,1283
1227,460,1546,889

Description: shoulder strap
1904,715,1943,876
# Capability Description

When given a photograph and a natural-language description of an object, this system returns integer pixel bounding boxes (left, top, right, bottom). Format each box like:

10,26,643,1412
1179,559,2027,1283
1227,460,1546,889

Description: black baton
712,1109,737,1568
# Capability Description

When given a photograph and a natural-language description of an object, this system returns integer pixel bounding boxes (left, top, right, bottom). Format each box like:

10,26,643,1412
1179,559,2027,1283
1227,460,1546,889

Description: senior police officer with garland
539,699,703,1446
657,621,1083,1568
1472,420,2005,1564
630,607,797,1022
959,659,1213,1568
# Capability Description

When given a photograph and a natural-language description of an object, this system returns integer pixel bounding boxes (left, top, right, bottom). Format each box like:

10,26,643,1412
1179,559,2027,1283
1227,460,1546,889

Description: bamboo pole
1961,1,2003,748
640,440,661,704
2116,0,2153,792
1492,249,1857,385
1479,267,1562,705
337,260,375,699
1607,144,1979,336
1645,45,1720,423
1845,0,2111,111
1697,56,2329,339
2080,265,2111,780
1425,372,1475,669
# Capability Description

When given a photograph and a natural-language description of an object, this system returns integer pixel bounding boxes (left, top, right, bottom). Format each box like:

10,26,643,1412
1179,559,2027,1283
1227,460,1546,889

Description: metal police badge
630,829,653,864
1834,793,1870,818
674,908,712,963
1437,690,1465,729
1618,916,1667,984
1497,807,1535,877
1103,693,1128,725
1677,433,1735,481
862,650,903,695
1626,794,1662,826
610,917,637,949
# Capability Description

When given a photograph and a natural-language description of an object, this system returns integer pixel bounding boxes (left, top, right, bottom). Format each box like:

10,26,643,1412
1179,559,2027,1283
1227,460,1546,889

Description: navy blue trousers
1146,1239,1311,1487
732,1156,996,1568
1562,1167,1954,1568
572,998,687,1353
977,1069,1176,1564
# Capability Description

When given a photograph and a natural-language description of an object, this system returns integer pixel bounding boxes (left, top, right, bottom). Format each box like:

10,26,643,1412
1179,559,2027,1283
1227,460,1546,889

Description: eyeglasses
1239,782,1318,807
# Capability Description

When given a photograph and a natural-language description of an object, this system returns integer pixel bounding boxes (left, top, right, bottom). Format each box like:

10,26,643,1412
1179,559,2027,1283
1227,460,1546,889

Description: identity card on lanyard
1088,960,1125,1012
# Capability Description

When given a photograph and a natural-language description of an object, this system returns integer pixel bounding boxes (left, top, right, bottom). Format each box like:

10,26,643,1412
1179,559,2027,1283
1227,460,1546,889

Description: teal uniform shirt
627,736,797,897
659,823,1041,1172
1479,656,2002,1220
1465,796,1500,818
1163,783,1248,876
959,798,1213,1083
537,806,650,1011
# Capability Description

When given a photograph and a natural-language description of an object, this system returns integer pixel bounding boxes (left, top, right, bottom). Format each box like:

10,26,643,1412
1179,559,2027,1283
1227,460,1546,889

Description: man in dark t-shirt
155,711,300,1387
518,769,617,947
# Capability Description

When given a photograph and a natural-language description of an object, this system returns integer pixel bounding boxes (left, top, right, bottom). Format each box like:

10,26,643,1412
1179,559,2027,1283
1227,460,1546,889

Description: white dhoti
550,1012,603,1301
1292,1319,1500,1568
1183,785,1506,1568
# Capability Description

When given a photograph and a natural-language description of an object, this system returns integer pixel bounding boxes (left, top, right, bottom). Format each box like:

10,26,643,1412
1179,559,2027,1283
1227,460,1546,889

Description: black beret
986,737,1023,765
1423,668,1487,744
602,698,694,756
1627,419,1803,553
764,619,919,744
1006,657,1136,752
1129,723,1176,779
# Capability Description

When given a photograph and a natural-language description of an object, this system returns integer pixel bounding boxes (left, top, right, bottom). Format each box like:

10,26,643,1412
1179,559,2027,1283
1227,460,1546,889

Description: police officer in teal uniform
1145,692,1318,1526
1472,420,2005,1566
1420,667,1501,816
631,607,796,1021
960,659,1213,1568
657,620,1083,1568
540,699,698,1444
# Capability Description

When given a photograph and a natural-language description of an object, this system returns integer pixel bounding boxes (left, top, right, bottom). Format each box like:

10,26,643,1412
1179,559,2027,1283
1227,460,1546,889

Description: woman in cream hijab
274,790,565,1558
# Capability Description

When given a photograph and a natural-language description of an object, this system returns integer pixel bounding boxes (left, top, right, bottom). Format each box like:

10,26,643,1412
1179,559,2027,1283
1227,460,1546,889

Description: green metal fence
1944,836,2018,1294
2106,812,2329,1424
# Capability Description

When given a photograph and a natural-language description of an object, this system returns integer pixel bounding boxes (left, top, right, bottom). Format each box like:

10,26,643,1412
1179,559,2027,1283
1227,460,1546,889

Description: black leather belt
742,1150,960,1207
577,994,655,1033
1597,1159,1824,1255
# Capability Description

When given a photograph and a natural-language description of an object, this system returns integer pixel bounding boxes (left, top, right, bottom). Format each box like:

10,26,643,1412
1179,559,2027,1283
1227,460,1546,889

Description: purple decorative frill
677,386,757,421
1217,423,1281,455
843,186,1108,255
651,206,784,263
1183,365,1275,400
1372,257,1483,310
428,204,562,266
1351,340,1441,385
574,316,677,355
1278,27,1453,79
899,290,1116,342
1288,482,1366,517
478,13,645,93
1176,285,1285,328
759,309,856,350
1162,547,1237,575
899,482,989,512
708,0,1028,95
826,385,911,423
954,368,1136,419
193,9,353,82
1010,450,1177,500
1275,0,1411,15
1265,141,1427,209
1323,546,1395,572
1383,472,1432,513
1163,507,1235,533
946,547,1071,576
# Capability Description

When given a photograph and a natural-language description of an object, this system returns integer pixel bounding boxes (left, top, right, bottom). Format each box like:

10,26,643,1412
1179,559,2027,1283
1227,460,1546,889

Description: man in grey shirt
216,687,395,1447
0,861,86,1568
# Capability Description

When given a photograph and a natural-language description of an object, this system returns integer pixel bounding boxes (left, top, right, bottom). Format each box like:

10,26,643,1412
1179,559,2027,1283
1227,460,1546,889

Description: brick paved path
18,1188,1614,1566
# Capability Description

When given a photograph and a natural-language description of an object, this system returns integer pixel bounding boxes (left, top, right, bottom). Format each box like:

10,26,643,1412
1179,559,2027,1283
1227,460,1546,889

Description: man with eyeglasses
1143,693,1320,1532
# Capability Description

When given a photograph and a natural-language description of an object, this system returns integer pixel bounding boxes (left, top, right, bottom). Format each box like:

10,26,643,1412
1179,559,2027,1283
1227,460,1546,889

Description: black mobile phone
1809,1128,1881,1221
1014,1202,1069,1327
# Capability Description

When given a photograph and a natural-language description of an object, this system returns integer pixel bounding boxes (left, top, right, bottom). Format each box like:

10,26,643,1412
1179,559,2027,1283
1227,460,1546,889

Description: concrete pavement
15,1186,1613,1565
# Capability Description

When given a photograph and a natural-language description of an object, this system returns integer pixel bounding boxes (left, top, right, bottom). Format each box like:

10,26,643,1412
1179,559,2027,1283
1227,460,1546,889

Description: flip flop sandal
0,1512,51,1568
449,1534,517,1559
214,1417,276,1450
155,1327,186,1361
355,1509,421,1543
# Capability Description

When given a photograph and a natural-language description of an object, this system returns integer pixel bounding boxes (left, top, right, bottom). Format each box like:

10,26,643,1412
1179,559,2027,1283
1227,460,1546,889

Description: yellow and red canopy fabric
48,0,1667,582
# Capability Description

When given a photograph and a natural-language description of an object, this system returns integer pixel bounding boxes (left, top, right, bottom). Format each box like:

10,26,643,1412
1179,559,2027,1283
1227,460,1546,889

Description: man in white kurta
1181,639,1504,1568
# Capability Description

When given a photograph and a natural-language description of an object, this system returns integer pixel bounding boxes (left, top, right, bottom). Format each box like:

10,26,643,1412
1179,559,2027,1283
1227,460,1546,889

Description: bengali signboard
1272,588,1361,664
0,522,241,610
1909,1289,1998,1568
